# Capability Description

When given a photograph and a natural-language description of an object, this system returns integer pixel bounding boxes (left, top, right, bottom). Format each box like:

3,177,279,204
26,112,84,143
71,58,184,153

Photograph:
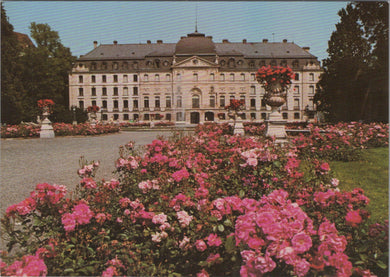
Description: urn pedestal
40,108,55,139
89,112,97,127
228,111,245,135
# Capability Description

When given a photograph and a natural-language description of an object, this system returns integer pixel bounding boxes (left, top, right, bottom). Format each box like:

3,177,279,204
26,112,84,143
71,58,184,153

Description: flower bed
1,123,120,138
1,123,388,276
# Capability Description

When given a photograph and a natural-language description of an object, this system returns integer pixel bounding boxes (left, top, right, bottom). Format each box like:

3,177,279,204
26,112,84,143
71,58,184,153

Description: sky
4,1,349,62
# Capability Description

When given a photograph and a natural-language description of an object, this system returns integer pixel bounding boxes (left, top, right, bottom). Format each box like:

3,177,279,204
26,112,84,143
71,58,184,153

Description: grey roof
79,37,316,60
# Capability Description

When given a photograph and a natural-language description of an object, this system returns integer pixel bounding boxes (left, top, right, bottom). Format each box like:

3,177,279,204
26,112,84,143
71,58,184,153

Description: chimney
243,39,247,44
262,39,268,43
93,41,98,48
147,40,151,44
283,39,287,43
113,40,118,45
302,47,310,52
222,39,229,43
157,40,163,44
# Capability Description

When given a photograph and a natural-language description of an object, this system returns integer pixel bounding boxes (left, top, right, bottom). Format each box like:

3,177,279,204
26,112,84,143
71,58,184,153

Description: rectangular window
92,100,96,106
133,100,138,109
294,86,300,93
113,100,119,109
144,98,149,108
210,95,215,107
123,100,129,109
123,75,128,83
220,96,225,107
91,75,96,83
79,101,84,109
79,75,83,83
177,96,182,108
309,86,315,94
133,87,138,96
78,88,84,96
250,86,256,95
294,73,299,81
113,87,118,96
261,99,266,108
123,87,128,96
91,87,96,96
133,75,138,82
155,97,160,108
113,75,118,82
102,75,107,83
102,100,107,109
294,99,300,110
123,114,129,120
166,96,172,108
250,98,256,108
102,87,107,96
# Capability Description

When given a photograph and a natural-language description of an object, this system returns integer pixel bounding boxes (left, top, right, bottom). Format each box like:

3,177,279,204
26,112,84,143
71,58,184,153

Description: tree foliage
315,2,388,122
1,6,76,124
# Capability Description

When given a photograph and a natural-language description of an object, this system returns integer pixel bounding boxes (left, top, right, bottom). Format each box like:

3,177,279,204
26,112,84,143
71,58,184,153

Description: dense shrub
1,123,388,276
1,123,120,138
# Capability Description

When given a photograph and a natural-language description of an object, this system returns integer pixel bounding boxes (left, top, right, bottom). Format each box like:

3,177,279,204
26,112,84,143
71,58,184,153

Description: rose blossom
195,239,207,252
177,210,193,227
206,233,222,247
291,232,312,253
345,210,362,227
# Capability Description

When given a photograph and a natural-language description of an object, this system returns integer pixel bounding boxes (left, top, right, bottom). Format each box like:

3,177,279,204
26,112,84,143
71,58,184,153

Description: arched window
210,95,215,107
155,74,160,82
210,73,215,81
220,95,225,107
240,73,245,81
251,73,256,81
309,85,315,94
177,96,182,108
250,86,256,95
144,74,149,81
309,73,314,81
192,95,200,108
166,74,171,81
166,96,172,108
220,73,225,81
177,73,181,81
230,73,235,81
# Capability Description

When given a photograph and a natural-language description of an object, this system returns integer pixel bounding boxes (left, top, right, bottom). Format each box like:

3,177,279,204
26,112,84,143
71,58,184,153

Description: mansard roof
79,33,317,61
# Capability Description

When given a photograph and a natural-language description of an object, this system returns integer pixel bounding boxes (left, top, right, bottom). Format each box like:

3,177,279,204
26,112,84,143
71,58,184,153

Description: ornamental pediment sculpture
172,56,218,68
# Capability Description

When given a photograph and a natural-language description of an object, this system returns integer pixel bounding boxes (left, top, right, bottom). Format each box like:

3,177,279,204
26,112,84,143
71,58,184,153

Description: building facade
69,31,322,124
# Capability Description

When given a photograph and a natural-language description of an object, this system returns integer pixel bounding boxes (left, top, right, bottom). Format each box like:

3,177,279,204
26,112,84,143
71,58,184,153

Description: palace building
69,30,322,124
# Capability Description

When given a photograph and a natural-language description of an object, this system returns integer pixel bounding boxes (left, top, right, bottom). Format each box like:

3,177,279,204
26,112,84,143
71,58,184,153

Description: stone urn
228,110,245,135
89,112,97,127
40,106,55,138
263,80,288,143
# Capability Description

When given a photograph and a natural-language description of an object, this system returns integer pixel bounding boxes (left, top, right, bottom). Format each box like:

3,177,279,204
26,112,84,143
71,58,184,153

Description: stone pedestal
266,107,288,144
234,118,245,135
40,112,55,139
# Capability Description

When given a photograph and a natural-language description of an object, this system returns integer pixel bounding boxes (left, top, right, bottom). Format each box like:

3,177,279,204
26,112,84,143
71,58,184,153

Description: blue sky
4,1,349,62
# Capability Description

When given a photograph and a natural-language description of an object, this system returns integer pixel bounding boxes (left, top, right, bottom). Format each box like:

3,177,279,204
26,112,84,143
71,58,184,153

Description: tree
1,4,26,124
315,2,388,122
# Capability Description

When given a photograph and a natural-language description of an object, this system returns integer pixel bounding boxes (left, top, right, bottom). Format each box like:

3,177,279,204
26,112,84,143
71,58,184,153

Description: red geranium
256,65,295,91
225,99,245,111
87,105,100,113
37,99,55,109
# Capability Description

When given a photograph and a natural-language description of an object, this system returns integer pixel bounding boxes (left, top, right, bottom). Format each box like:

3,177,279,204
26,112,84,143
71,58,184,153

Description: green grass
329,147,389,223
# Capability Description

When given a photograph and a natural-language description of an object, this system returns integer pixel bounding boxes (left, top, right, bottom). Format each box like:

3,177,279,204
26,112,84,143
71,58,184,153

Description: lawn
330,147,389,223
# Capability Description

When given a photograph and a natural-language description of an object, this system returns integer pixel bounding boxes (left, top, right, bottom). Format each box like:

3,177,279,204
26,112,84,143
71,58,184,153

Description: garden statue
87,105,100,127
256,65,295,144
225,99,245,135
38,99,55,138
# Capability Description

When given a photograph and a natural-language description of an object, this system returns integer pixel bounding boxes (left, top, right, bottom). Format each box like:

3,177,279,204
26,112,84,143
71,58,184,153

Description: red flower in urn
225,99,245,111
87,105,100,113
37,99,55,113
256,65,295,92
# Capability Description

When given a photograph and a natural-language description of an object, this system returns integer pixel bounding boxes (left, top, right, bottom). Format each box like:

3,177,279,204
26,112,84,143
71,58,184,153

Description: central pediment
173,56,218,68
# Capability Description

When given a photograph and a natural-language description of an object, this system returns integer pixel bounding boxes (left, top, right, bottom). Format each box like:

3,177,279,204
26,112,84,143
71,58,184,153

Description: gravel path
0,131,174,215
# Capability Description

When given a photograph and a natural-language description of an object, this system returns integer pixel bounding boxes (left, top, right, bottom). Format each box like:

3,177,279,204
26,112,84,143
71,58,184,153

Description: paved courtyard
0,131,175,215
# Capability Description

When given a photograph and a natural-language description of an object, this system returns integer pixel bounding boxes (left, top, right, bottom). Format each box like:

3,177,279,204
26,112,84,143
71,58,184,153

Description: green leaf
224,219,233,227
273,161,281,168
225,236,236,254
218,224,225,232
64,268,74,274
239,190,245,198
376,260,387,269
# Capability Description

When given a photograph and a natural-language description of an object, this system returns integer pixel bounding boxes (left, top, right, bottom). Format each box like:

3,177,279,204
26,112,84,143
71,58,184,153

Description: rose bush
1,123,120,138
1,123,388,276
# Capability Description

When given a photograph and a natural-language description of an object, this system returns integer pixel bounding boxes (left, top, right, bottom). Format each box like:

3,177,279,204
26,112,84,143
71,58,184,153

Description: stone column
40,108,55,139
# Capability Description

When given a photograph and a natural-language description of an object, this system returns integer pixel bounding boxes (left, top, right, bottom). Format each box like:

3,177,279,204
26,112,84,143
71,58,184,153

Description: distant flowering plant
256,65,295,91
87,105,100,113
37,99,55,113
225,99,245,111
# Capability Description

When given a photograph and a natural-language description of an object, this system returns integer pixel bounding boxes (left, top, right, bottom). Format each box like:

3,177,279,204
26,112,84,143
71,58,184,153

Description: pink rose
195,239,207,252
